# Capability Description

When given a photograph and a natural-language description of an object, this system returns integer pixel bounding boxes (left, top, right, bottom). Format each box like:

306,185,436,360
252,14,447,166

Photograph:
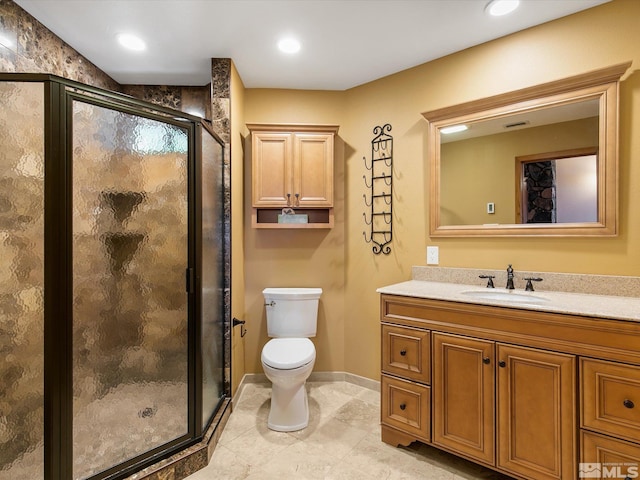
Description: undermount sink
460,290,550,305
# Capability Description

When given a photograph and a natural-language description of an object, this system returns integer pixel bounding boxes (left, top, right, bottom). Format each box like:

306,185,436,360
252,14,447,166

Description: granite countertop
377,280,640,323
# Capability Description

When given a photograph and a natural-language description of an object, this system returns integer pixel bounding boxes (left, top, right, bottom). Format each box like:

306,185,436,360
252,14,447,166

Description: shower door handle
185,268,194,294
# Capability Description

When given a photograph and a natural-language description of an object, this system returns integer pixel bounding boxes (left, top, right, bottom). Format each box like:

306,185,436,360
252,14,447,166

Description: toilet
261,287,322,432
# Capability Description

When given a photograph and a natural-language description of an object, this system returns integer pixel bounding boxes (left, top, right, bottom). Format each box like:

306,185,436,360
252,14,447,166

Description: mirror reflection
517,147,597,224
422,62,629,237
439,98,599,226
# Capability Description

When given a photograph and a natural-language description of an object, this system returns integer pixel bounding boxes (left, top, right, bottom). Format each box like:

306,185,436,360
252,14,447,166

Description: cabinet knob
498,360,506,368
623,399,635,409
400,349,407,356
399,403,406,410
483,357,491,365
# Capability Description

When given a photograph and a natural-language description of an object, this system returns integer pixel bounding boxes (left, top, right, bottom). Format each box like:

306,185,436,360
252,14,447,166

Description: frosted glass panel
0,82,45,480
201,129,225,428
71,100,189,479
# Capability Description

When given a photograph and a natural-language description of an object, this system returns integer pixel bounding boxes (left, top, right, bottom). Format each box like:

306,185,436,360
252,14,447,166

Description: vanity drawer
382,324,430,383
581,358,640,442
581,431,640,477
381,374,431,443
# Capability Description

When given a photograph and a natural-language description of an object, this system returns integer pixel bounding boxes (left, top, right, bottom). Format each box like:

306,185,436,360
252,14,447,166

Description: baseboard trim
234,371,380,405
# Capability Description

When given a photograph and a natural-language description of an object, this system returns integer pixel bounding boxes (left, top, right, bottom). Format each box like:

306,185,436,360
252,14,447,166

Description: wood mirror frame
422,62,630,237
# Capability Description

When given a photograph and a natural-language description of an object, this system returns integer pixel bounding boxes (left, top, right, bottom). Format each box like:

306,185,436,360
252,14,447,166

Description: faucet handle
479,275,495,288
524,277,543,291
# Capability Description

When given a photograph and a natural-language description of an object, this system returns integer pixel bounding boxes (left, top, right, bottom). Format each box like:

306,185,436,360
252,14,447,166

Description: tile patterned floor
185,381,513,480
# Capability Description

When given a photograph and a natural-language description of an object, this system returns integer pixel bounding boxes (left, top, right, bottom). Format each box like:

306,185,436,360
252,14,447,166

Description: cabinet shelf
252,208,333,229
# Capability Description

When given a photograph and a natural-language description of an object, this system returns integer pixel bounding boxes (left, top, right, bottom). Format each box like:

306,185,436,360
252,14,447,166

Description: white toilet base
262,359,314,432
267,381,309,432
267,372,309,432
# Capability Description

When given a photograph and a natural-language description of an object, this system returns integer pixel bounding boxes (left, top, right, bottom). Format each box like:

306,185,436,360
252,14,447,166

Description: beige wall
440,117,599,225
230,62,246,394
240,0,640,381
241,89,347,374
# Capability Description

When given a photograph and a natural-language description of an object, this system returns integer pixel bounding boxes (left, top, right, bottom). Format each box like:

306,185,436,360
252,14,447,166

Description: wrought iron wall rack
363,124,393,255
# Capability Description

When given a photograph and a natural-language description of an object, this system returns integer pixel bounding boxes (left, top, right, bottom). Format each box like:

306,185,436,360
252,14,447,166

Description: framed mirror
422,62,630,237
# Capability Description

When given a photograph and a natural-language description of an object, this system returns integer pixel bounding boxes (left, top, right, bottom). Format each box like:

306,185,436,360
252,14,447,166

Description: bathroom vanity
378,280,640,480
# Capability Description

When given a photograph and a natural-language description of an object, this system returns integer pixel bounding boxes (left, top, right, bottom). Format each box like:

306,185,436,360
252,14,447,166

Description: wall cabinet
380,294,640,480
247,123,338,228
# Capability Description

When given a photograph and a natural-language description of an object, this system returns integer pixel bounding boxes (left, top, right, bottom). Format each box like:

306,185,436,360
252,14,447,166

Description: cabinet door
252,132,292,206
432,333,495,464
497,344,576,480
293,133,333,207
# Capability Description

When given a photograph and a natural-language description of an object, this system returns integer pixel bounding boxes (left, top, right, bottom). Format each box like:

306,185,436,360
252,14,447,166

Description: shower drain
138,406,157,418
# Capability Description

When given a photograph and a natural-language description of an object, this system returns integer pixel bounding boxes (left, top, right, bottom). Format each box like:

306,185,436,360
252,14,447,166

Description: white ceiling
14,0,609,90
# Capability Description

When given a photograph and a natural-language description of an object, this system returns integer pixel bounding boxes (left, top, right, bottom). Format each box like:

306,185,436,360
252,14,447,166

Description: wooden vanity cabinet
431,333,575,479
496,344,575,480
248,123,338,228
380,293,640,480
432,332,495,464
381,324,431,445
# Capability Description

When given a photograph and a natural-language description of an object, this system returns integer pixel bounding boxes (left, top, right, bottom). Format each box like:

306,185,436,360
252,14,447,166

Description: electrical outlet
427,246,439,265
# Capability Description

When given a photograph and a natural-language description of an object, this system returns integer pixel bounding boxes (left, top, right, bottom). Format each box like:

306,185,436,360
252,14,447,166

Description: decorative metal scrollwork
363,124,393,255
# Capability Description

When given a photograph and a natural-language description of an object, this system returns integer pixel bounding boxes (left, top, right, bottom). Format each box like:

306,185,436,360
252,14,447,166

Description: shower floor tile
185,381,513,480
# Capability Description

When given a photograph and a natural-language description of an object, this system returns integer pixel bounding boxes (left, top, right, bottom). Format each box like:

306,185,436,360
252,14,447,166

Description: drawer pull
399,403,406,410
498,360,506,368
623,399,635,409
483,357,490,365
400,349,407,356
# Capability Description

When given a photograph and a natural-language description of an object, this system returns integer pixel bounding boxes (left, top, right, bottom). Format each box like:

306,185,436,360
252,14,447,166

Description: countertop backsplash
412,266,640,298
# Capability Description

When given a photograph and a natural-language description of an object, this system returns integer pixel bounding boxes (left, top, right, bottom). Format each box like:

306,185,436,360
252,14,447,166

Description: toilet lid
262,338,315,370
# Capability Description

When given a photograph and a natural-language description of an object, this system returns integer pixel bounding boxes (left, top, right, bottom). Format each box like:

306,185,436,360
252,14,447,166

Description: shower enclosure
0,74,229,480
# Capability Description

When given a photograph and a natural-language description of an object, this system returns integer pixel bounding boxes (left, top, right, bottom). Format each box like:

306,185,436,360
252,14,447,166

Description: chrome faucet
506,264,515,290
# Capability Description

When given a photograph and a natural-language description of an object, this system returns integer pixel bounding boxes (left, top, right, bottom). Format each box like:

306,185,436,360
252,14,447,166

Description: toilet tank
263,288,322,337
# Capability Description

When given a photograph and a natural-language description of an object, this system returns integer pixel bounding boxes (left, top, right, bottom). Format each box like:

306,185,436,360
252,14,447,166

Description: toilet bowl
261,337,316,431
260,287,321,432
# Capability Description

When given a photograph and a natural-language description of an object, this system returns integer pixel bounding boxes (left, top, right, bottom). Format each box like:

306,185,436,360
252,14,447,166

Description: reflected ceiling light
278,37,301,54
0,33,14,48
117,33,146,51
485,0,520,16
441,124,468,134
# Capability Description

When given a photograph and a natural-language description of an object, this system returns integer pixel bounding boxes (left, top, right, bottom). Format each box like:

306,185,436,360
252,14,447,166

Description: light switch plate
427,246,439,265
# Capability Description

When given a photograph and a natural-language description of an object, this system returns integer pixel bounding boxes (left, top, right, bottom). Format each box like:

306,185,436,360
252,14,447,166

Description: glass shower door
70,97,190,479
200,125,226,429
0,81,45,480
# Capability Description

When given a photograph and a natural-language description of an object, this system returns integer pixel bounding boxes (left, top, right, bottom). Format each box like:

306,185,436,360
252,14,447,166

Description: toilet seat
262,338,315,370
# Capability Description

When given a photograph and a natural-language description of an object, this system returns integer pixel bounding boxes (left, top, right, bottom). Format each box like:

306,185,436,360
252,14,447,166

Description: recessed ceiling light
485,0,520,16
441,124,469,134
117,33,146,51
278,37,301,54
